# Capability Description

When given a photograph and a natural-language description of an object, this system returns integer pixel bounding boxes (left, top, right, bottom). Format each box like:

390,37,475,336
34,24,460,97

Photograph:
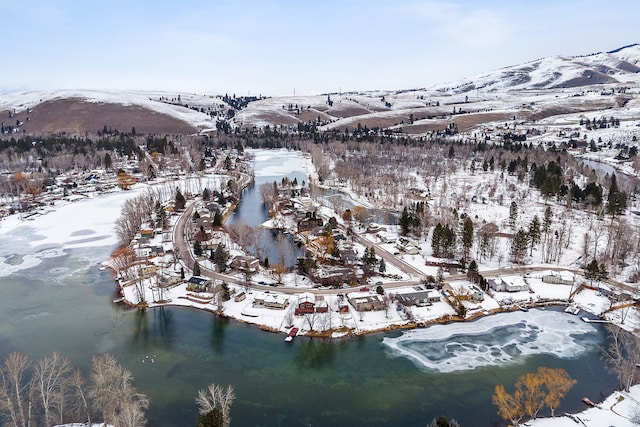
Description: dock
285,327,299,342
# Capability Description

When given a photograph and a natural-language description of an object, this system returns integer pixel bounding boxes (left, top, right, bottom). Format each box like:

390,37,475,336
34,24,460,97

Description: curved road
173,181,637,298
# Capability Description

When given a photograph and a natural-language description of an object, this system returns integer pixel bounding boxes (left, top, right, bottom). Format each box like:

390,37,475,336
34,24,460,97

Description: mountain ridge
1,44,639,136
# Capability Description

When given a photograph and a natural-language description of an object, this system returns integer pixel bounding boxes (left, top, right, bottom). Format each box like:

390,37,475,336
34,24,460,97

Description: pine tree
510,229,529,263
194,240,203,257
399,207,411,235
431,223,443,257
175,188,186,210
441,224,456,258
212,211,223,227
213,245,229,272
509,201,518,227
528,215,541,255
461,217,474,261
607,174,627,216
542,206,553,234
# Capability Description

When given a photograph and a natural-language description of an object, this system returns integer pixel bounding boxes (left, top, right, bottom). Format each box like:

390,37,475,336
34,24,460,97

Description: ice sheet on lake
381,309,601,373
0,248,67,277
250,149,310,178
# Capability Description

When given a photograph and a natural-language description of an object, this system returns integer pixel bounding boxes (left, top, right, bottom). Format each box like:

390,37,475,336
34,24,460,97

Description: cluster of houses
0,168,118,219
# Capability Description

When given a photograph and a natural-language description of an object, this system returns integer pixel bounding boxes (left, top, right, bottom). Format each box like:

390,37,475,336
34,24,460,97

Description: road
172,182,637,299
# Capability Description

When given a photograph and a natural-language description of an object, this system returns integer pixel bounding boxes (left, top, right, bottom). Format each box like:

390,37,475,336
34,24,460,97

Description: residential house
468,285,485,302
253,294,290,310
230,255,259,272
396,289,441,307
347,293,385,311
366,223,386,234
140,229,155,239
488,277,527,292
396,237,420,255
187,276,213,292
294,293,328,315
295,292,316,315
297,216,323,232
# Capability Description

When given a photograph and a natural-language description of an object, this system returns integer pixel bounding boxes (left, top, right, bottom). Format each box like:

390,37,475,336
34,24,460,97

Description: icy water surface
0,151,619,426
382,310,600,373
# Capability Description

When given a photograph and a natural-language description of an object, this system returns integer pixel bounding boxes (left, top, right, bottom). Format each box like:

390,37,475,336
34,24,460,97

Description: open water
0,149,618,426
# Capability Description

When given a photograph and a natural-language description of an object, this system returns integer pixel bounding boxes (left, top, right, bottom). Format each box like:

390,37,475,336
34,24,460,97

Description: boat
284,327,299,342
112,297,125,304
581,397,596,407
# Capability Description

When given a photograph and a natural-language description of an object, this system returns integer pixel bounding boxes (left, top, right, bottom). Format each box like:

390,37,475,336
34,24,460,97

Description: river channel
0,149,619,426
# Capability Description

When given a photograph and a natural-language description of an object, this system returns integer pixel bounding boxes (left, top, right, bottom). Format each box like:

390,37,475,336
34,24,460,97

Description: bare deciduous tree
226,221,256,251
0,352,33,427
602,324,640,392
68,368,91,425
195,383,235,427
88,353,148,426
34,351,72,426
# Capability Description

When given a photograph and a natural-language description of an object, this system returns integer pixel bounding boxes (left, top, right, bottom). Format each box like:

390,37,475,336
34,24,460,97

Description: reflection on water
131,307,175,351
293,337,337,369
210,315,229,354
0,150,622,426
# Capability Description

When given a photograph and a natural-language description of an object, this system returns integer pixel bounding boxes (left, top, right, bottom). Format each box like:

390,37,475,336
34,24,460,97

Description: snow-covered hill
1,44,640,136
432,44,640,94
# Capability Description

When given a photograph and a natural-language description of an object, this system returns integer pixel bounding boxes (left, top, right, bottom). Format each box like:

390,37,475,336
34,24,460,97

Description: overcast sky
1,0,638,96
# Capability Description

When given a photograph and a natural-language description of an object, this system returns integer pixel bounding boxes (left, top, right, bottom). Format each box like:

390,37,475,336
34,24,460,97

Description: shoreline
114,292,586,340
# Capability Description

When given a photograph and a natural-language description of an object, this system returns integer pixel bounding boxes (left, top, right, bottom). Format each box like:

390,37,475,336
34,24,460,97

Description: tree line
0,352,148,427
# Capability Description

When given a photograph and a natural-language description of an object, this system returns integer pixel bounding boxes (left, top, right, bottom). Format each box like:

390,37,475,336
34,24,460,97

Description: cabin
234,291,246,302
295,293,316,315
